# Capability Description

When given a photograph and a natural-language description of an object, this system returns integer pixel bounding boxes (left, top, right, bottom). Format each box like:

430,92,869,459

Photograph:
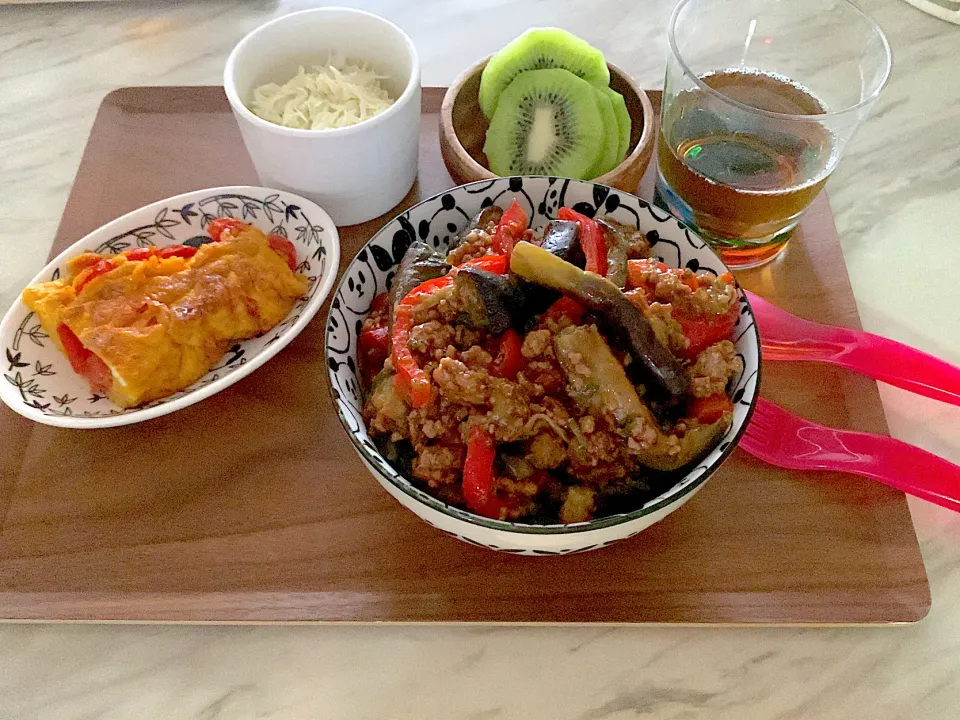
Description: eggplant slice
510,241,689,398
446,206,505,254
455,266,533,335
540,220,583,266
596,218,629,289
389,241,451,321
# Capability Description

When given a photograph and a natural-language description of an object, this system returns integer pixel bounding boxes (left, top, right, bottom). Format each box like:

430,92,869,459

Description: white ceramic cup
224,8,421,226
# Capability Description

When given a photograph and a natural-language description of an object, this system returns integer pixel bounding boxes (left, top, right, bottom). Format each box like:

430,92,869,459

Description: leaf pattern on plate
1,189,337,423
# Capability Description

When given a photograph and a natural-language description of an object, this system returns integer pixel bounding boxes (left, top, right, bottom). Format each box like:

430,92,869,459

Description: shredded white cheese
249,58,396,130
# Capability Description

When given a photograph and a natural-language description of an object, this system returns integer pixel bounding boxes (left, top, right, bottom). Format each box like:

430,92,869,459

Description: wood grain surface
0,87,930,624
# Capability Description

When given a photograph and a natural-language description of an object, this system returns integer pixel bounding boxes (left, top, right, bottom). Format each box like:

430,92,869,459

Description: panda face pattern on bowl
325,176,761,554
0,186,340,429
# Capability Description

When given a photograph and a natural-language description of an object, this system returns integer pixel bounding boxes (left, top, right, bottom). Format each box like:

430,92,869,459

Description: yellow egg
22,226,308,408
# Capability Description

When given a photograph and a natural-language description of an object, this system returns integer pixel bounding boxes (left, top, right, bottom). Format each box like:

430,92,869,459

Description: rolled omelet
22,225,308,408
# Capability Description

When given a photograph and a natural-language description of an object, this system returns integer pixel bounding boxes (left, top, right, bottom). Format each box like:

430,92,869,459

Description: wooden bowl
440,58,655,193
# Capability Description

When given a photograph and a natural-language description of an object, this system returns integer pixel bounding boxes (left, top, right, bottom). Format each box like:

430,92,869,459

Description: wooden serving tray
0,87,929,624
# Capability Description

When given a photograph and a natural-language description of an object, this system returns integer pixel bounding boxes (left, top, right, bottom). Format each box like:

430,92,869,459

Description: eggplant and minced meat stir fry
360,200,742,524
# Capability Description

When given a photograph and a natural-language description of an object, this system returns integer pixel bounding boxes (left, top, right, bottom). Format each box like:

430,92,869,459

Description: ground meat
632,263,738,316
407,397,469,450
363,218,741,524
688,340,743,398
412,444,464,487
560,486,596,524
460,345,492,369
410,284,463,325
432,357,537,444
650,268,693,303
516,372,544,397
542,314,578,334
521,329,552,358
487,380,534,442
363,374,410,438
625,415,658,452
539,396,572,424
522,403,572,444
645,302,690,355
567,425,630,483
689,276,738,315
408,320,455,361
361,299,390,333
454,324,482,349
528,432,566,470
636,432,682,458
432,358,491,405
446,227,495,265
520,359,564,394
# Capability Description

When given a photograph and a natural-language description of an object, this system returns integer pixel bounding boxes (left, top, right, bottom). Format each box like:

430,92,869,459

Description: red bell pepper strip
358,293,392,385
57,323,91,374
492,199,529,256
673,308,737,358
688,393,734,424
123,247,155,262
267,233,298,271
626,258,669,290
370,292,390,315
157,244,198,260
558,207,606,276
358,325,390,387
57,324,113,393
73,259,117,293
466,254,508,275
391,304,433,408
543,296,586,325
392,254,508,408
626,257,738,357
462,426,501,518
491,328,523,380
207,217,250,241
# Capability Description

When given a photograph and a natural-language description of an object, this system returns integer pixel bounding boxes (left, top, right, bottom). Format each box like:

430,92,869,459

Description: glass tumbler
655,0,892,268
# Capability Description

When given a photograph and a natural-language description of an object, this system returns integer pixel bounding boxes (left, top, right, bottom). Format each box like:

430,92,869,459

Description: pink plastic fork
740,398,960,512
745,290,960,407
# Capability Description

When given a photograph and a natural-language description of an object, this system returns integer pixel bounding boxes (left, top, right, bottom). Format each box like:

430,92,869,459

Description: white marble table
2,1,960,717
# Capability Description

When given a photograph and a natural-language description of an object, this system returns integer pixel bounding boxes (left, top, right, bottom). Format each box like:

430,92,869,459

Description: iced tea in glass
656,0,891,268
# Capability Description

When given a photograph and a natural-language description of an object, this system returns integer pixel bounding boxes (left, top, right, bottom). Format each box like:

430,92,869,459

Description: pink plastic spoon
746,290,960,407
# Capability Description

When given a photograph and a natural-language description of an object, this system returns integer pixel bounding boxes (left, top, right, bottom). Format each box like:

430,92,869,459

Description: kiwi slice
479,28,610,119
587,88,620,178
483,68,604,180
602,87,632,163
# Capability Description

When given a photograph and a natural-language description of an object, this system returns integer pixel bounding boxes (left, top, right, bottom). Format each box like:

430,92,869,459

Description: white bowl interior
226,8,416,112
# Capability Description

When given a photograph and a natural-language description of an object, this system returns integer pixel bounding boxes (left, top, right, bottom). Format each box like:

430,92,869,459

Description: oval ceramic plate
325,177,761,554
0,186,340,429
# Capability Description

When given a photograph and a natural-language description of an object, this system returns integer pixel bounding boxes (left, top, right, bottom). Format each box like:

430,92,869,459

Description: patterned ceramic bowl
0,186,339,429
326,177,760,554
